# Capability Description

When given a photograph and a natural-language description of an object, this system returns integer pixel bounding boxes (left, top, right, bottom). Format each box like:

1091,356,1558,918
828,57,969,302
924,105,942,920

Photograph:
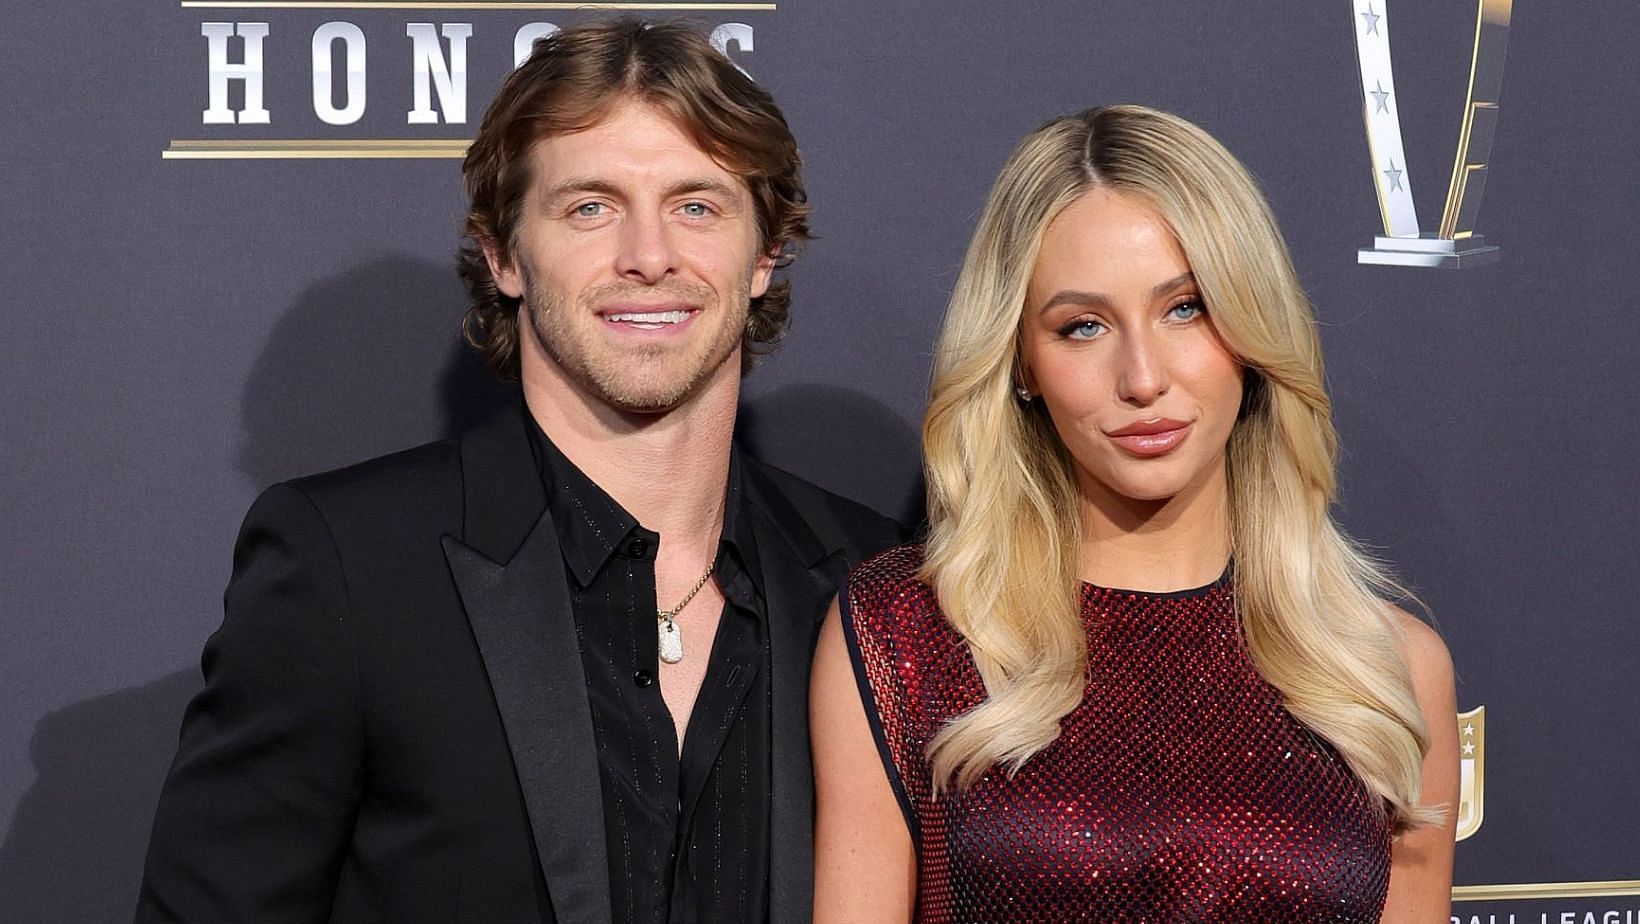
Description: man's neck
521,366,738,544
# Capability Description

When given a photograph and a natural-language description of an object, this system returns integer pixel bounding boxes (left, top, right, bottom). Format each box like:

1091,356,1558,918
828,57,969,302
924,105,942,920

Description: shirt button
625,536,649,558
632,670,654,688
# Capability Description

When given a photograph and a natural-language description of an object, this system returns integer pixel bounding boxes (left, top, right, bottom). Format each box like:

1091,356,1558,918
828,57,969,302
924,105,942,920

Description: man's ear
748,242,779,300
482,238,524,299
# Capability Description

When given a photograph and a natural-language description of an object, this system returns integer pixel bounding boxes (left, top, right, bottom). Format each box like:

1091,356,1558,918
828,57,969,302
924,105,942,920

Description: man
136,19,900,924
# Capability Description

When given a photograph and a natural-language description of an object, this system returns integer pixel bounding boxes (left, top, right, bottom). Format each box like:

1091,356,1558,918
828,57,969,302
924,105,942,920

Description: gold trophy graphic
1352,0,1512,268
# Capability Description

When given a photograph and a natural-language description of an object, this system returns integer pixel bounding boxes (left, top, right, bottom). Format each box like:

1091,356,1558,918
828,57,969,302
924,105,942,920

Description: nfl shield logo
1456,706,1486,841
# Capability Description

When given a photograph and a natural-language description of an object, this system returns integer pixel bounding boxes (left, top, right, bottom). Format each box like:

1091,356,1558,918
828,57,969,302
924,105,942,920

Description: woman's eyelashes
1165,297,1207,322
1058,317,1108,340
1054,297,1207,341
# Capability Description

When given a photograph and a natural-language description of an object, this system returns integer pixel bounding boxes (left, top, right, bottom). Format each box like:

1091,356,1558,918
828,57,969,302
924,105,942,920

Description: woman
811,105,1458,923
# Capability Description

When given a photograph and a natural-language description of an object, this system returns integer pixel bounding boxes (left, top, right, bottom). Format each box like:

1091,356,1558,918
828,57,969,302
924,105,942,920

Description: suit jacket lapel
741,465,851,922
457,401,546,565
443,402,613,924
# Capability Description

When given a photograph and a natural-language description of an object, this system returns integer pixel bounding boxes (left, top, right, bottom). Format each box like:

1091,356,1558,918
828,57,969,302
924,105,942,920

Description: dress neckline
1079,562,1233,600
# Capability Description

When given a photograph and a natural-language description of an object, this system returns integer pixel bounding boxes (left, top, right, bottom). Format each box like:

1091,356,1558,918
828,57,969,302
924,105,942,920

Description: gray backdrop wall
3,2,1636,921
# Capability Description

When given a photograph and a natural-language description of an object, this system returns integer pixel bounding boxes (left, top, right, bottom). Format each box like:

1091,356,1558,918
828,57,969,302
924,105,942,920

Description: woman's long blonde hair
922,105,1437,831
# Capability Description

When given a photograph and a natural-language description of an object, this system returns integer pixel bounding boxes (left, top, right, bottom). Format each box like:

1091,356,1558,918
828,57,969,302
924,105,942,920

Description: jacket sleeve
135,483,364,923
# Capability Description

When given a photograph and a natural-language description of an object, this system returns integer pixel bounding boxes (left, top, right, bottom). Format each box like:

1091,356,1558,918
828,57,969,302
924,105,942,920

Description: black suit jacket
136,402,902,923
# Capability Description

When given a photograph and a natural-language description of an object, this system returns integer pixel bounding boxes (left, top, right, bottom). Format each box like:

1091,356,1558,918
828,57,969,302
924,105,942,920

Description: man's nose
614,209,678,284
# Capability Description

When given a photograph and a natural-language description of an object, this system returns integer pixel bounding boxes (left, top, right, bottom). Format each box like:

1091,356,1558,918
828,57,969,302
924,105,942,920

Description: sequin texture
842,545,1391,923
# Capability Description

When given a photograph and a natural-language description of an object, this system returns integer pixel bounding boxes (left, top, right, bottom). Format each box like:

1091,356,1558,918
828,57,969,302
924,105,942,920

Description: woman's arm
812,597,917,924
1380,608,1460,923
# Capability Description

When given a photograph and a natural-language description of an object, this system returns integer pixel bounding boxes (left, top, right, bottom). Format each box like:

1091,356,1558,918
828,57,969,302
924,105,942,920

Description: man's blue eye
575,203,603,217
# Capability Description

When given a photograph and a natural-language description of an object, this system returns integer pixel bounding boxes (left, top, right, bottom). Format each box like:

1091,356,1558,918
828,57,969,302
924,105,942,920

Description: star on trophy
1352,0,1512,268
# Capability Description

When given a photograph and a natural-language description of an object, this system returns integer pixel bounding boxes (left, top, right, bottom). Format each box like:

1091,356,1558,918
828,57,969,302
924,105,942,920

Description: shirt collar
720,448,763,598
529,419,638,587
527,418,762,596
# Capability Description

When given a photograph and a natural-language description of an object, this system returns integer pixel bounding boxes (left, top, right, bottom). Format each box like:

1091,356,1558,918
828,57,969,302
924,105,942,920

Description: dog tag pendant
657,615,684,664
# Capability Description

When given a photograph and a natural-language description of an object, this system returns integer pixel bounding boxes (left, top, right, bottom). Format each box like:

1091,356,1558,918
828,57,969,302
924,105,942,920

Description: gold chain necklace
656,558,715,664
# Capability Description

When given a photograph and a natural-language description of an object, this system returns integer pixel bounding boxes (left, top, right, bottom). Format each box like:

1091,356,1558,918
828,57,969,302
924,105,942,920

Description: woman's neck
1075,463,1232,593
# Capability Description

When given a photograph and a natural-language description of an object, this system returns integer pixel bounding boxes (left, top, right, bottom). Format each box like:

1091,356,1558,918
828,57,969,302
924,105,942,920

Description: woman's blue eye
1168,299,1205,320
1062,319,1106,340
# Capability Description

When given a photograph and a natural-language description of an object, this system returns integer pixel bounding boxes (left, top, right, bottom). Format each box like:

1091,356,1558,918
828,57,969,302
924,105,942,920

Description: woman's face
1019,187,1244,508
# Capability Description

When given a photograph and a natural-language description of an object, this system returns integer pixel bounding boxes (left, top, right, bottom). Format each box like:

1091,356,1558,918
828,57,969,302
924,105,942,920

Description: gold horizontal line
180,2,776,9
164,139,471,159
1453,879,1640,902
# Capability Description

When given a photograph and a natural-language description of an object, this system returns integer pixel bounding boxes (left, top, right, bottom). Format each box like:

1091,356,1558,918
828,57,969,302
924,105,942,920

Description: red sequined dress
842,545,1391,923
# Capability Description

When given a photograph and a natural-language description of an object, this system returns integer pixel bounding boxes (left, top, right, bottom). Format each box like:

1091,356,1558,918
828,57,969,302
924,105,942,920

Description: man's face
489,99,776,414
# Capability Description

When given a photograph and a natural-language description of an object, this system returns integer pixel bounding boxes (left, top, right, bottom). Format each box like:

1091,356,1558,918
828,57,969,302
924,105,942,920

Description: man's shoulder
264,437,466,535
739,456,905,555
286,437,461,499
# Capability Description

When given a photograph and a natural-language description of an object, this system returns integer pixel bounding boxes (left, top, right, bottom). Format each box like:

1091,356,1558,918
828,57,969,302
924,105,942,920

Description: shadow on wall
0,671,198,920
0,255,514,918
238,254,511,488
240,256,924,526
739,384,926,530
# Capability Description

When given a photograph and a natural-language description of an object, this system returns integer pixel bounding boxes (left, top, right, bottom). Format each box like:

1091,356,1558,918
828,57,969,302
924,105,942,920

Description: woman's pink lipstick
1105,418,1191,457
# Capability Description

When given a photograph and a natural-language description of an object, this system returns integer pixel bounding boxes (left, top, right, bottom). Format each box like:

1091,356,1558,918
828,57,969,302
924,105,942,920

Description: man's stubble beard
523,272,750,415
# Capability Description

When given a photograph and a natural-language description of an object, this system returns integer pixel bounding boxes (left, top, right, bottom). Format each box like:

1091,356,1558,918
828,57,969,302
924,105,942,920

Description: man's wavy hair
457,18,810,380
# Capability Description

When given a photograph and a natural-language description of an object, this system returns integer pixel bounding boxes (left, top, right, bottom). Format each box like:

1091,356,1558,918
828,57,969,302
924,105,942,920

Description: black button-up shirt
529,423,771,924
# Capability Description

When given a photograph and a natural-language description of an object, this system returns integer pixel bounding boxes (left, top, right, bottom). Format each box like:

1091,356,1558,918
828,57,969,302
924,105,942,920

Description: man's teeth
607,310,690,324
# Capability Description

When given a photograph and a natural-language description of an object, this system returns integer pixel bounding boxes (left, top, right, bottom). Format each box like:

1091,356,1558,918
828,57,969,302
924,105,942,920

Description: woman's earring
1015,385,1034,403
